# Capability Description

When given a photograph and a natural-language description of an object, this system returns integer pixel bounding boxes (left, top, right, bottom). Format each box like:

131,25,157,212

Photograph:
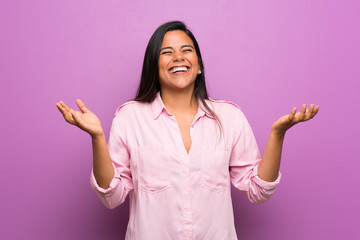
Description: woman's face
158,30,200,93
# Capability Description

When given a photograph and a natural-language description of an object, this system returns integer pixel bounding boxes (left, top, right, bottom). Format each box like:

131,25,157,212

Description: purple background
1,0,359,239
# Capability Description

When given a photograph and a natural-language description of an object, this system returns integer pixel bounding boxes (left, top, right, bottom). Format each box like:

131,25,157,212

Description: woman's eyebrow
181,45,194,49
160,46,172,52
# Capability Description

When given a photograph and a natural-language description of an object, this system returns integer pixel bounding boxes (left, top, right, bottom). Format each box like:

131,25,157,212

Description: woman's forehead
161,30,194,48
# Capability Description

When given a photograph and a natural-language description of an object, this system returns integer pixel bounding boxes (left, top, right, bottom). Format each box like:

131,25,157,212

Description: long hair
134,21,221,129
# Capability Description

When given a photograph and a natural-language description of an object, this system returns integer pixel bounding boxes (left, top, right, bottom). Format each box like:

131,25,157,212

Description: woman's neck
160,89,198,115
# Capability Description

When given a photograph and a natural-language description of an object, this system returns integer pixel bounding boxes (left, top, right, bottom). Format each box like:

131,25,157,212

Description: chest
124,112,233,190
174,114,193,153
130,117,232,194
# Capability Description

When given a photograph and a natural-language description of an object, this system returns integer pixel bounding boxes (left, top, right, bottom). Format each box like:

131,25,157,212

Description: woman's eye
161,51,172,55
183,49,193,53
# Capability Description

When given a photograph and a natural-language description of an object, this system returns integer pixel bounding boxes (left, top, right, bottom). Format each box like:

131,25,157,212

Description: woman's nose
173,50,184,61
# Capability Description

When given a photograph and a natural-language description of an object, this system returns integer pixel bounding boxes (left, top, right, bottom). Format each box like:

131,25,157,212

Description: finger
56,101,70,110
304,104,314,120
310,105,320,119
56,103,68,118
59,101,75,117
296,104,306,121
56,102,74,123
56,102,65,114
288,107,297,121
70,109,83,125
76,99,89,114
63,110,76,125
56,101,66,112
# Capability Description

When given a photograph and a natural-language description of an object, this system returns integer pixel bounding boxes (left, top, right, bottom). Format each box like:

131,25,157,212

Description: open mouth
168,66,190,74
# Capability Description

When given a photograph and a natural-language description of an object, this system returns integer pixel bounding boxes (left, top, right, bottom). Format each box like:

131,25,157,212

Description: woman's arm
258,104,319,182
91,132,114,189
56,100,114,188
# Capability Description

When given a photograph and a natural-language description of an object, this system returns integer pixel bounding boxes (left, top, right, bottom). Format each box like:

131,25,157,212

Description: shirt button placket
182,153,193,240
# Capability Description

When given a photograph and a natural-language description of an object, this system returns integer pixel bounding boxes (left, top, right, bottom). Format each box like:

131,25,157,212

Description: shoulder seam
115,100,137,115
208,98,241,110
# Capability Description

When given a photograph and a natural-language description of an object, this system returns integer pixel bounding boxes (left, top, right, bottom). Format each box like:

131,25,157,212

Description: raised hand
258,104,319,181
56,99,104,138
272,104,320,135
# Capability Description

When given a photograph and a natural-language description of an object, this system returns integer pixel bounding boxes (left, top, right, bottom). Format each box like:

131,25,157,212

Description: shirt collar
197,98,215,119
151,92,172,120
151,91,215,120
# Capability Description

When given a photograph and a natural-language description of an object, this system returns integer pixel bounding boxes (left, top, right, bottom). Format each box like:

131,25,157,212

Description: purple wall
1,0,359,239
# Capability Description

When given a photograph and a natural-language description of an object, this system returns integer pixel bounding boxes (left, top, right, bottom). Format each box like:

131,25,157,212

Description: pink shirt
90,92,281,240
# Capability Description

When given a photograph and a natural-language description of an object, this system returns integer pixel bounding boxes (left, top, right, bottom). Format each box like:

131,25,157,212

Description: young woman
56,21,319,240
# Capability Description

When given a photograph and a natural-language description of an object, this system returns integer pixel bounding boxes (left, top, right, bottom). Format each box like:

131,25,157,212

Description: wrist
91,130,105,141
270,127,286,139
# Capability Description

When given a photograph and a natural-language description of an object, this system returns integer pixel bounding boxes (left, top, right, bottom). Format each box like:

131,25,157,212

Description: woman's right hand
56,99,104,138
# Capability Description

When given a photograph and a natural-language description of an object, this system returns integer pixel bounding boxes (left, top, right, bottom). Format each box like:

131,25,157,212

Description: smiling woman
56,21,319,240
158,31,200,93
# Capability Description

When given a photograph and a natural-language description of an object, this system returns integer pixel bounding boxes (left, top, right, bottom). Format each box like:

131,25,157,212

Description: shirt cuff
251,164,281,190
90,163,120,196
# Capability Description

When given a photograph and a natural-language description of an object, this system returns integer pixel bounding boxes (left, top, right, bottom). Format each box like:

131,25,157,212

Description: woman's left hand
272,104,320,136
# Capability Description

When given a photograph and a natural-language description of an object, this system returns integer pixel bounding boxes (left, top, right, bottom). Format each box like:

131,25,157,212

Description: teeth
170,66,188,73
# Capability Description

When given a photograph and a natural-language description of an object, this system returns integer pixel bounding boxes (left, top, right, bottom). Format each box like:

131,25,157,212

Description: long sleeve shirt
90,92,281,240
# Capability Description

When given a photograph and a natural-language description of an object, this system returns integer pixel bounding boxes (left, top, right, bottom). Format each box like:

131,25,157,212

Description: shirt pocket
201,146,231,192
137,146,170,193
